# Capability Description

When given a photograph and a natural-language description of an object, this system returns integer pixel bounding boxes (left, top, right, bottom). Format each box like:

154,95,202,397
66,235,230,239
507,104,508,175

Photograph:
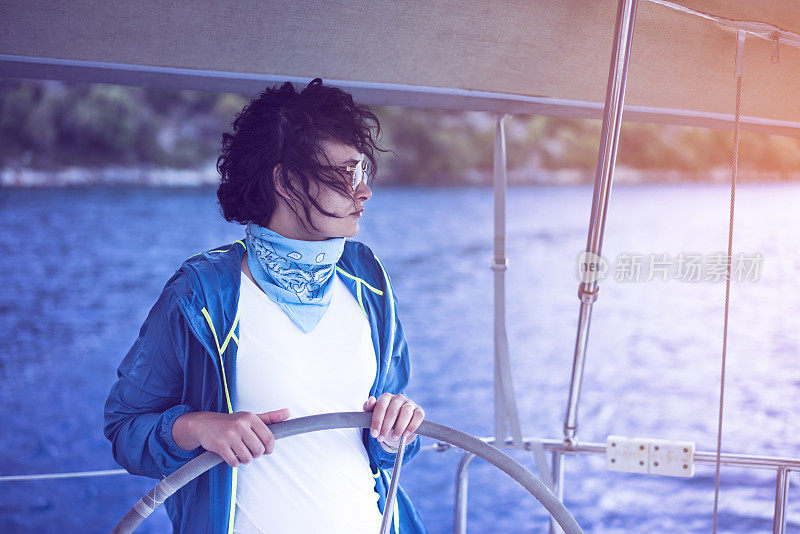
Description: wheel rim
111,412,584,534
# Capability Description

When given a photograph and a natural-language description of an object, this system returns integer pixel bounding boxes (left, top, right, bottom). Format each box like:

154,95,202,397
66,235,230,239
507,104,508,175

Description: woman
104,78,427,533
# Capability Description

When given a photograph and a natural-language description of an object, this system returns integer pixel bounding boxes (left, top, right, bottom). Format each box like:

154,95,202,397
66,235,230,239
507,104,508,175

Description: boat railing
416,436,797,534
4,437,794,533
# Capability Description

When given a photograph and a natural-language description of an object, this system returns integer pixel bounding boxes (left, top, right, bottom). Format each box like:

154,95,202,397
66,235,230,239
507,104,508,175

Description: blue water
2,184,800,533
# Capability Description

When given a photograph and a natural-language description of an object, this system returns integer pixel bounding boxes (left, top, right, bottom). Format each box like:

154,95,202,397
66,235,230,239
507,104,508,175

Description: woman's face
285,139,372,241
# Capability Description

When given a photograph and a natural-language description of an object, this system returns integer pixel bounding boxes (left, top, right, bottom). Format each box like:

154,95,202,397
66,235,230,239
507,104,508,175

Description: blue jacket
104,239,427,533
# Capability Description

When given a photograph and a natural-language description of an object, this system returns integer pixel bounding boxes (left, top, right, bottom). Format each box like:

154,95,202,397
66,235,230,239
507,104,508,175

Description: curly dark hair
215,78,386,232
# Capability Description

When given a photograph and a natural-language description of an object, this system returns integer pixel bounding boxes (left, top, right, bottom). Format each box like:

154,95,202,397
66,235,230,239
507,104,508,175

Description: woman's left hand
363,393,425,450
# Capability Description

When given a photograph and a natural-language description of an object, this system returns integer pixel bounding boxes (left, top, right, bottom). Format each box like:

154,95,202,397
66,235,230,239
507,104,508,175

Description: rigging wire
711,29,745,534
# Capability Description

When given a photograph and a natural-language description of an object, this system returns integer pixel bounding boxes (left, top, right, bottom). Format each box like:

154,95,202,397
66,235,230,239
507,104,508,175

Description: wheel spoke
379,434,408,534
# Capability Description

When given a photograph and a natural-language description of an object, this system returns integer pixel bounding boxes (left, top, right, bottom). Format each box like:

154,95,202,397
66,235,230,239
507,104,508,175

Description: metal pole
493,113,524,448
380,435,408,534
454,452,477,534
772,466,790,534
549,449,565,534
563,0,639,445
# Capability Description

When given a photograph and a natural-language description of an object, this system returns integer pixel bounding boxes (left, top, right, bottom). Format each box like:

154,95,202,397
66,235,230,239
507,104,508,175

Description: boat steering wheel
111,412,584,533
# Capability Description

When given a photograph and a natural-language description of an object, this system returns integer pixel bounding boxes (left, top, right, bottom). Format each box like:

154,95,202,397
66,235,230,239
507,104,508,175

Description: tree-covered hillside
1,79,798,185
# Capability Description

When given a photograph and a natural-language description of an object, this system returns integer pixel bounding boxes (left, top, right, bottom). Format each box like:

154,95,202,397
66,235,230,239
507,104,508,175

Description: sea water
2,183,799,533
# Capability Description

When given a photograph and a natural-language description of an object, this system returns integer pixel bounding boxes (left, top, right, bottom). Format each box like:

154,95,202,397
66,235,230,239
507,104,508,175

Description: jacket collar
173,239,380,365
174,240,246,362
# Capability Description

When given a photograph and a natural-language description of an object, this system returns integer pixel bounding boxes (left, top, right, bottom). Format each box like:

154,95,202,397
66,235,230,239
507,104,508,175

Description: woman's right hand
172,408,291,467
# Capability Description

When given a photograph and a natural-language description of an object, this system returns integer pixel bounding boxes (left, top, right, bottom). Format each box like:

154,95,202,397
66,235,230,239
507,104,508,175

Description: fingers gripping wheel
111,412,585,534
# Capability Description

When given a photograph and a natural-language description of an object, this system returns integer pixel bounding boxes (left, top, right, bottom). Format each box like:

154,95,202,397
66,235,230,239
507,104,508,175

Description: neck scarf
243,222,346,333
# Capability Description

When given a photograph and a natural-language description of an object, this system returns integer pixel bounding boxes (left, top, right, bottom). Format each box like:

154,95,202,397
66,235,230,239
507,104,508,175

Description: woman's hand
363,393,425,451
172,408,291,467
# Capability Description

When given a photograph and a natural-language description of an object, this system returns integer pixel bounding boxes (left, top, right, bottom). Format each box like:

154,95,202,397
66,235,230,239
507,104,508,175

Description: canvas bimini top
1,0,800,136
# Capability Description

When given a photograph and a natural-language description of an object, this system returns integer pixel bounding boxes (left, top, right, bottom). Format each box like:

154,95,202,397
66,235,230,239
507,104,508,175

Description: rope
711,29,745,534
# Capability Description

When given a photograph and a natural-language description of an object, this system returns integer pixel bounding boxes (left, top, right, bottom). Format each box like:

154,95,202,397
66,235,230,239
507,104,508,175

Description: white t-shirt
232,271,382,534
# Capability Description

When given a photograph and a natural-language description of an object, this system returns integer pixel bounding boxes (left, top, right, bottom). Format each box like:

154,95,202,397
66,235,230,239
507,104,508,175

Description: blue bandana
243,222,346,333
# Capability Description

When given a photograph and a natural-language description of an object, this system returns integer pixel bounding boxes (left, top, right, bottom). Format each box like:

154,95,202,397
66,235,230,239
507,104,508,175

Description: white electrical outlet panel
606,435,650,474
606,435,695,478
649,438,695,477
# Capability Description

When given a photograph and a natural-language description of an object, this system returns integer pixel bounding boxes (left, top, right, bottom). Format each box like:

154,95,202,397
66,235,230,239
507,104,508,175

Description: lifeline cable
0,469,128,482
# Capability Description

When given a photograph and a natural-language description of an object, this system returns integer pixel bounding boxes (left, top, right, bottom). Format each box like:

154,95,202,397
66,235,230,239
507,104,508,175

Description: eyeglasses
330,159,370,190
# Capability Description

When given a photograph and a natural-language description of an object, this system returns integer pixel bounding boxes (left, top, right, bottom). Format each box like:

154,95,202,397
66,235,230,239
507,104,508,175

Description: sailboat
2,1,799,532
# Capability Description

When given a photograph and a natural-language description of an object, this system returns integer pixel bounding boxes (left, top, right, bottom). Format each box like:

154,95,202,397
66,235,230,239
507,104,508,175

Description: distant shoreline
2,165,799,187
